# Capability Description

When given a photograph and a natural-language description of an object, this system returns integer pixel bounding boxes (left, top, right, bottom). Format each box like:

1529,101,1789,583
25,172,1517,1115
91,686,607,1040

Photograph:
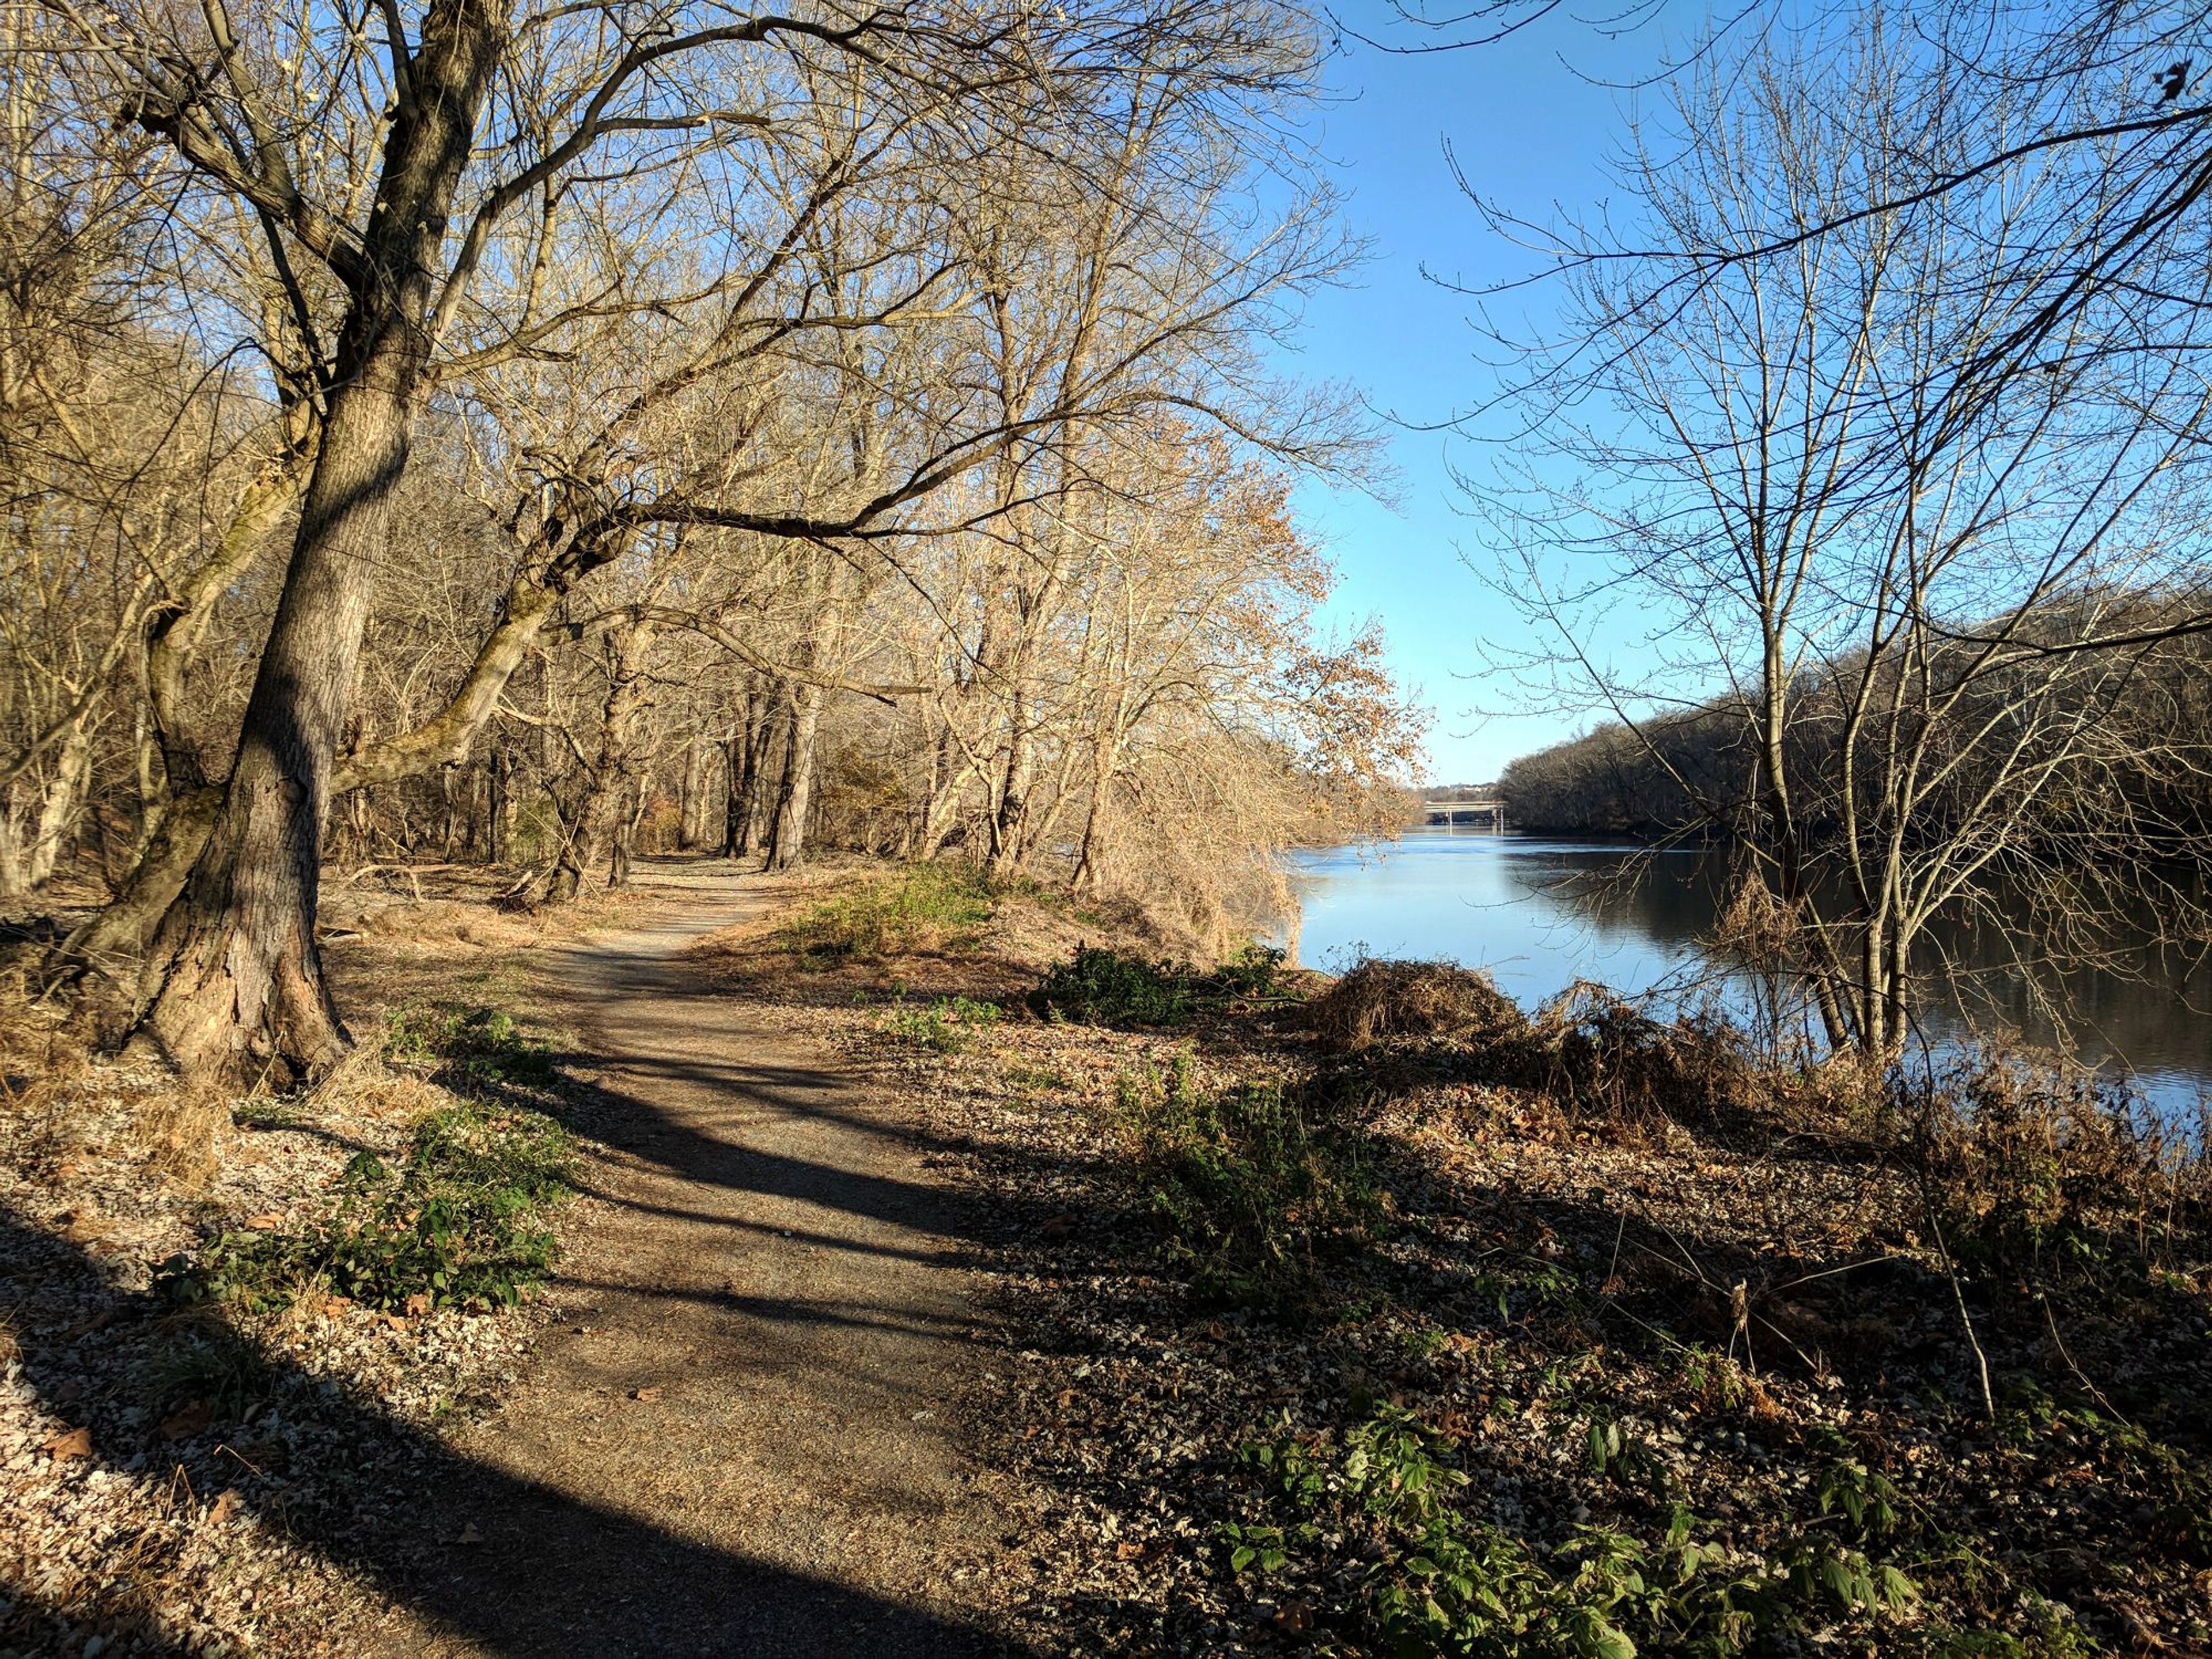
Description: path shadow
0,1203,1028,1658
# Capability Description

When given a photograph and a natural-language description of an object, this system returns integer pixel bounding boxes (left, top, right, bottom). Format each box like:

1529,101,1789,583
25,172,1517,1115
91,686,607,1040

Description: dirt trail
374,863,1020,1658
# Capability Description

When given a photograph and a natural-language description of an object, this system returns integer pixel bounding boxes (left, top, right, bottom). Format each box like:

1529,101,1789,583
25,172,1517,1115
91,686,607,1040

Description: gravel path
371,862,1021,1658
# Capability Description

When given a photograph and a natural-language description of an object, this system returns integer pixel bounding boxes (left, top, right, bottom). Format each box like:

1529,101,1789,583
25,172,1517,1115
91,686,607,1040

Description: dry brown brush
1898,1054,2211,1277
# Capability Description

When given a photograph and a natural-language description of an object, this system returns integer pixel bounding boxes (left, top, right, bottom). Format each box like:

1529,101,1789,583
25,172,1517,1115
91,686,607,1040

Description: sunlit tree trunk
135,0,505,1084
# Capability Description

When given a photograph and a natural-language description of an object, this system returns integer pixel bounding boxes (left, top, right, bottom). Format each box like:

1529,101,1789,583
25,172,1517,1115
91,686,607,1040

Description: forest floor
3,858,2208,1658
1,859,1050,1658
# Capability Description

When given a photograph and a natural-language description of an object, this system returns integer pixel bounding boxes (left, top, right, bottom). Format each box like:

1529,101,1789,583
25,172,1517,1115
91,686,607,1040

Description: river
1284,828,2212,1108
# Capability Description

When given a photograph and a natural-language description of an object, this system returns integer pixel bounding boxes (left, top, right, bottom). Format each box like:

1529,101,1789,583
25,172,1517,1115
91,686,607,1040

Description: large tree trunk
134,1,505,1085
138,370,416,1081
721,692,773,859
547,621,656,903
764,684,822,872
677,738,707,851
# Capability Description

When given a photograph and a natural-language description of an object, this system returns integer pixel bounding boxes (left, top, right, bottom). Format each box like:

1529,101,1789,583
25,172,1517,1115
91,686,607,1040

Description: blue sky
1283,6,1670,783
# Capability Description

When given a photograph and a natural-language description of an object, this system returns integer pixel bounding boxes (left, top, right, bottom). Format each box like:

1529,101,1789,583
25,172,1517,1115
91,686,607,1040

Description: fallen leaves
160,1400,215,1442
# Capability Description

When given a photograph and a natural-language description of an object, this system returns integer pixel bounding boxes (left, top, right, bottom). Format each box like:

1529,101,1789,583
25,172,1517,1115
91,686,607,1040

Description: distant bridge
1422,798,1506,829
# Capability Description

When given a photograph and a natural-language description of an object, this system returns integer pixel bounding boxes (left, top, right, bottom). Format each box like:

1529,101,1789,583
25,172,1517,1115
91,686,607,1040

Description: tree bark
722,694,772,861
490,747,516,865
134,0,505,1085
0,717,94,897
764,683,822,872
678,738,707,851
547,620,656,903
988,706,1039,876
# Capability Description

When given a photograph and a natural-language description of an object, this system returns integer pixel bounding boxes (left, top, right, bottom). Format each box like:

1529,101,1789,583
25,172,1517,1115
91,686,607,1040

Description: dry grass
1305,959,1523,1054
1308,960,1760,1141
1902,1051,2211,1272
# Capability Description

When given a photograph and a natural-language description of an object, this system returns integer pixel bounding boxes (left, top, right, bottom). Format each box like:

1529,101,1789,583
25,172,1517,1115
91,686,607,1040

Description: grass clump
1122,1054,1372,1309
1031,942,1289,1029
162,1097,575,1313
385,1001,556,1087
782,863,995,959
882,994,1001,1054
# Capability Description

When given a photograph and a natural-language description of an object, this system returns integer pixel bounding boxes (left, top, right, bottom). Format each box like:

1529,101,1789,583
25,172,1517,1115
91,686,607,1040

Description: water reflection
1284,829,2212,1104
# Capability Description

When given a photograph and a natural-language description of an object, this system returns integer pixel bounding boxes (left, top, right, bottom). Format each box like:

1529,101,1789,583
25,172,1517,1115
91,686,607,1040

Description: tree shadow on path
0,1202,1028,1658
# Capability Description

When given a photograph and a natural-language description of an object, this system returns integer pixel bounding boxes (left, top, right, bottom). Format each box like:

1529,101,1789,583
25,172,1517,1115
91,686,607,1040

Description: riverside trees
1476,12,2212,1059
9,0,1417,1086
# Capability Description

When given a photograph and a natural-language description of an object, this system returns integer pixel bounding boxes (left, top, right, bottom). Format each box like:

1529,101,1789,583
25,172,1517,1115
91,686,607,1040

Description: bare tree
1478,18,2212,1058
35,0,1335,1082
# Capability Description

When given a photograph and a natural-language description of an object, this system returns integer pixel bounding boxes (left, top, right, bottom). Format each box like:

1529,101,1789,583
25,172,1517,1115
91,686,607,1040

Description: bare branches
1477,10,2212,1058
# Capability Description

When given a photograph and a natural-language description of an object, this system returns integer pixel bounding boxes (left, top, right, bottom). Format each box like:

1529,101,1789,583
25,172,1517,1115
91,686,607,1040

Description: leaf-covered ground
711,878,2212,1658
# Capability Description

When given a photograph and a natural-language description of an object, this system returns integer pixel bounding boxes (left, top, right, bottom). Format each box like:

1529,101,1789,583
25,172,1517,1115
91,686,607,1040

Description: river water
1283,828,2212,1107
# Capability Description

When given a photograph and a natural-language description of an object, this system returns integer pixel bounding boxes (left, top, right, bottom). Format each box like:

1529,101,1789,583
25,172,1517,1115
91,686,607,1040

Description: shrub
1122,1056,1373,1308
1902,1054,2207,1274
1211,942,1290,1002
1032,946,1197,1027
1029,941,1290,1029
161,1098,576,1313
1310,961,1756,1137
1525,987,1754,1133
780,864,995,959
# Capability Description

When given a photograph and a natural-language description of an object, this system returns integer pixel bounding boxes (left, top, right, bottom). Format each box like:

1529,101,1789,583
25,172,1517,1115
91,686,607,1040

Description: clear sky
1283,5,1674,785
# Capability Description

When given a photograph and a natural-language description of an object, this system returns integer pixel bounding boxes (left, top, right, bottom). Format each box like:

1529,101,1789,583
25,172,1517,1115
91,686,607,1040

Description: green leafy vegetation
134,1318,275,1421
1033,946,1197,1026
1120,1054,1372,1308
780,864,996,959
1029,941,1289,1029
385,1001,556,1087
881,993,1002,1054
1226,1405,1925,1657
161,1097,575,1313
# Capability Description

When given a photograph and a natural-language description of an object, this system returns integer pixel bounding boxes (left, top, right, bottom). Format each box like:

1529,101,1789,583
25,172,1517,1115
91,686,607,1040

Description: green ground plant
1030,942,1289,1028
385,1002,556,1086
1120,1055,1372,1308
161,1097,576,1313
881,994,1002,1054
134,1318,275,1420
1225,1404,1925,1657
781,864,996,959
